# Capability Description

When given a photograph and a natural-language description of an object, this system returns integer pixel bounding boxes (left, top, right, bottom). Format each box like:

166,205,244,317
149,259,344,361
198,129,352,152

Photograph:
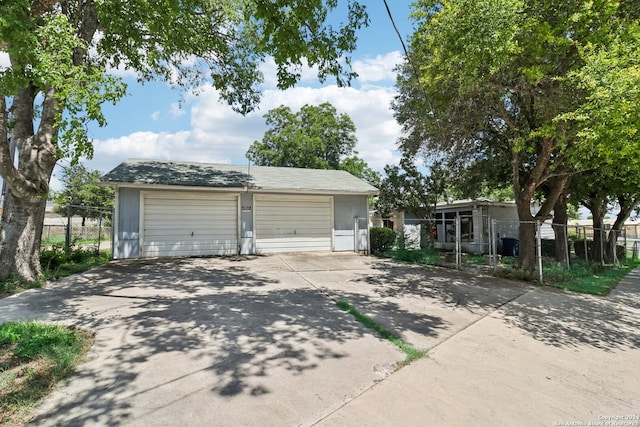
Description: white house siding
140,191,239,257
254,194,332,253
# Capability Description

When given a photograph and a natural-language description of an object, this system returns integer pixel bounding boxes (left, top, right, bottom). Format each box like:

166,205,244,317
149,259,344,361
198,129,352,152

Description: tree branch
31,0,59,17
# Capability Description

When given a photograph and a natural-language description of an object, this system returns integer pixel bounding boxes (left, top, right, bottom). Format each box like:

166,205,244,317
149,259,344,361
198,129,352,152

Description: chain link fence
378,214,638,283
42,205,112,253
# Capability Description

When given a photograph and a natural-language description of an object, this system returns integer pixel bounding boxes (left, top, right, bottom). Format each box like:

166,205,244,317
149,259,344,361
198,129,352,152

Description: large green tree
394,0,635,272
247,102,378,183
376,158,447,219
566,23,640,263
51,163,114,226
0,1,368,281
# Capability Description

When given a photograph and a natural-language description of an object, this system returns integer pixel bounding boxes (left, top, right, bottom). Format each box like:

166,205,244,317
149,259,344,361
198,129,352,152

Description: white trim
112,185,120,259
236,193,241,255
330,196,335,251
106,182,377,196
252,193,256,252
139,192,146,258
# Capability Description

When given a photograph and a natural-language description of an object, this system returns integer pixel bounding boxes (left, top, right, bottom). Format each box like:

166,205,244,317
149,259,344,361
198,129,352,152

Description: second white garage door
141,192,239,257
255,194,332,253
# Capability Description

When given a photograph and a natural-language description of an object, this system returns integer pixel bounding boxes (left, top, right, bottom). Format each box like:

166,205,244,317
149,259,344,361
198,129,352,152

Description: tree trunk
511,136,569,273
0,193,48,281
516,201,537,273
604,195,639,264
552,187,569,266
589,201,606,265
0,88,59,282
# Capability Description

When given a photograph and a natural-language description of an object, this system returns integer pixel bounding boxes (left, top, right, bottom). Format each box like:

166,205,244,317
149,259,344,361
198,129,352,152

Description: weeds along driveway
0,253,532,426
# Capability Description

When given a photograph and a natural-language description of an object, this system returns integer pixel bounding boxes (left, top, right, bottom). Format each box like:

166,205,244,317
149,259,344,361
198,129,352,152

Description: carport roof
101,159,378,194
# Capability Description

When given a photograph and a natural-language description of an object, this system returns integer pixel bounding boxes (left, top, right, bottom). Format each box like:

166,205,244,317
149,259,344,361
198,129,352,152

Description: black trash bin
501,237,519,256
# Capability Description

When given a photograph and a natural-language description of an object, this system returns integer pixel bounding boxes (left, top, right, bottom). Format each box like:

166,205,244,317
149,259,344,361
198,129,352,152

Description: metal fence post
65,204,72,251
564,223,570,270
491,219,497,273
600,227,605,265
455,213,461,270
97,214,103,253
583,227,589,264
536,220,543,284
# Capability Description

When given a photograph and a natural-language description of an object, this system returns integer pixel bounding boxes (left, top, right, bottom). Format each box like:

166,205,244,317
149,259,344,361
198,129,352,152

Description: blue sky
51,1,416,190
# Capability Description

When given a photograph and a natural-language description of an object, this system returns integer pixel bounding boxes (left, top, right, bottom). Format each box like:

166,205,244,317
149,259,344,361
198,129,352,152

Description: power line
382,0,430,104
382,0,446,165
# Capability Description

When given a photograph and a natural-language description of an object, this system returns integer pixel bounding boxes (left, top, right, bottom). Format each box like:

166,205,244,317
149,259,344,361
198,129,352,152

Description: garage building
101,160,377,259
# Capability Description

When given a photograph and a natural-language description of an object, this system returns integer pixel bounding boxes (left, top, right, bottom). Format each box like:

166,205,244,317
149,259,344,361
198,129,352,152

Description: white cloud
352,52,403,83
89,59,404,176
169,102,186,118
150,111,160,121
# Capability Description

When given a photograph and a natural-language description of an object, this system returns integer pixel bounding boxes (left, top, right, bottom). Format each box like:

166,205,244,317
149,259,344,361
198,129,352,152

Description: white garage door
255,194,332,253
141,192,238,257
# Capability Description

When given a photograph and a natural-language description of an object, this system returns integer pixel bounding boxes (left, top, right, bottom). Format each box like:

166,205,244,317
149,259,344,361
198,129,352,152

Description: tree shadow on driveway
308,259,531,350
356,260,530,311
0,257,417,426
498,287,640,352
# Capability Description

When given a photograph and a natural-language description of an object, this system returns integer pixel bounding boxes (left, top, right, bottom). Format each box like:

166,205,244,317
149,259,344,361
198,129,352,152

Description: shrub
370,227,396,255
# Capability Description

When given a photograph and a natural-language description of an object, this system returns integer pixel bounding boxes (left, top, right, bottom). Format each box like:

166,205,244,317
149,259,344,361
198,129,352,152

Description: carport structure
101,160,377,259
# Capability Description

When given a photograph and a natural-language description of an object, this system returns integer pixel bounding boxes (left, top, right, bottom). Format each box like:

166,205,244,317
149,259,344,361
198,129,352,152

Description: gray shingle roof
101,159,378,194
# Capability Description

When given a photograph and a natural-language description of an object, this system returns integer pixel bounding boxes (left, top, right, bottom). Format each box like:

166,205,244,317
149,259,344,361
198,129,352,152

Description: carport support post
536,221,543,284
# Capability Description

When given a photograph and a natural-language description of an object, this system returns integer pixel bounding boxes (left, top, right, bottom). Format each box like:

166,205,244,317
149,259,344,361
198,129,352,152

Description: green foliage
560,24,640,165
40,244,110,279
370,227,396,255
339,154,381,186
247,103,364,170
51,163,114,221
1,244,109,298
0,323,21,345
0,276,43,299
395,0,637,270
377,159,447,217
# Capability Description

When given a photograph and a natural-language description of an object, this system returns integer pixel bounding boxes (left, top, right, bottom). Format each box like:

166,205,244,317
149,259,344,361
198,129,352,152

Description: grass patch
380,247,639,296
0,321,94,426
0,277,44,300
336,300,426,366
386,248,444,266
543,259,640,296
0,245,110,299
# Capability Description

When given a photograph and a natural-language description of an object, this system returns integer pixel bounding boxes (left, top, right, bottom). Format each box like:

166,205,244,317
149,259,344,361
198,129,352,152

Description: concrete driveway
0,253,638,426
